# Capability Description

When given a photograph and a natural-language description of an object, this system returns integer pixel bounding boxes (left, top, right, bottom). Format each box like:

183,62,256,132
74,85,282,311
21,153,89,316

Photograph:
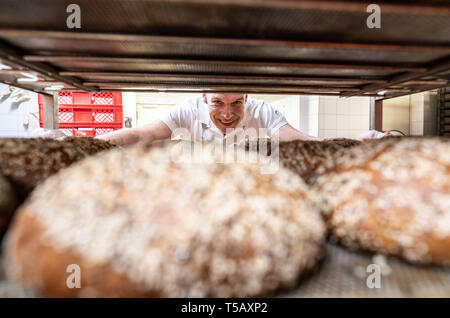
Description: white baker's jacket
160,96,288,144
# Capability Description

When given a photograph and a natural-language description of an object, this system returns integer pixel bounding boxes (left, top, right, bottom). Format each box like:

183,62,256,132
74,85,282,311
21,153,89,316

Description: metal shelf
0,0,449,98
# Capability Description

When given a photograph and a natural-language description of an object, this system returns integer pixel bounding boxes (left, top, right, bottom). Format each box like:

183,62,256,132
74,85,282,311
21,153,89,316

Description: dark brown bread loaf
313,137,450,266
278,140,342,183
241,138,272,155
241,139,361,184
0,175,17,237
0,137,116,199
62,137,117,155
324,138,362,148
4,143,325,297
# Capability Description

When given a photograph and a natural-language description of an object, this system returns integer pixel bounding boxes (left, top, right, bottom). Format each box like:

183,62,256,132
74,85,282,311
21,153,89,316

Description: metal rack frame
0,0,449,127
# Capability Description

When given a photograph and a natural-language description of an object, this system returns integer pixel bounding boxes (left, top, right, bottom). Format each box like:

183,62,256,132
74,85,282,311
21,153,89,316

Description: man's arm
273,123,392,142
273,123,322,142
97,119,172,147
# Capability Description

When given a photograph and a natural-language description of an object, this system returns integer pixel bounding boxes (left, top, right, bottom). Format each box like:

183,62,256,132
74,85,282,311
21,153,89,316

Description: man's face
203,93,247,134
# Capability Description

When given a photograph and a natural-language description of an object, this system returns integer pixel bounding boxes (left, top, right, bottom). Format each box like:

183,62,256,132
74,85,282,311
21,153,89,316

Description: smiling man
98,93,385,146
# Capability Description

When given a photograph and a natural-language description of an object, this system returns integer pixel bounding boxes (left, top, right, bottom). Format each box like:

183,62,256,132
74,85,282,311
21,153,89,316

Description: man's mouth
217,119,236,127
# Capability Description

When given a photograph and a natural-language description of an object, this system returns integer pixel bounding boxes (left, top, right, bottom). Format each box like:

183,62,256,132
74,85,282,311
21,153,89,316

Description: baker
98,93,387,146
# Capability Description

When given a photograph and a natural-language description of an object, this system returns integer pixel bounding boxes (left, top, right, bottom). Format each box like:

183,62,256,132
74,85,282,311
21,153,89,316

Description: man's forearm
279,131,321,142
97,128,149,147
98,120,171,146
275,123,322,142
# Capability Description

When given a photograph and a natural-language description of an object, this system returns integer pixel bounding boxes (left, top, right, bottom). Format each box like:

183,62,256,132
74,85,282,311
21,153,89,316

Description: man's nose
221,105,233,119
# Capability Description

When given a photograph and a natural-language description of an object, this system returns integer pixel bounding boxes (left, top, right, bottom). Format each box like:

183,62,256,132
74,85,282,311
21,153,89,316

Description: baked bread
240,138,272,155
3,142,325,297
278,140,342,183
62,137,118,155
313,137,450,265
324,138,362,148
241,139,361,184
0,137,116,200
0,175,17,237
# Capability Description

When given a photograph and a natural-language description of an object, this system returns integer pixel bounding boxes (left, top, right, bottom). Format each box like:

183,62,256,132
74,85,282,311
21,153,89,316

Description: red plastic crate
38,92,123,137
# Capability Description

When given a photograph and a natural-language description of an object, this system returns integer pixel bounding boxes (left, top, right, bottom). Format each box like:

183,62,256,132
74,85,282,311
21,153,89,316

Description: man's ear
244,94,248,103
202,93,208,104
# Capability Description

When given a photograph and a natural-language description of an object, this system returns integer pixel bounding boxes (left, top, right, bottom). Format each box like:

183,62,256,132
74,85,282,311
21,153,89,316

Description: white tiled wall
410,93,424,136
382,91,438,137
408,91,438,136
122,92,137,128
0,84,39,138
299,95,318,137
264,95,301,131
382,95,410,135
136,92,199,127
318,96,370,139
423,91,437,136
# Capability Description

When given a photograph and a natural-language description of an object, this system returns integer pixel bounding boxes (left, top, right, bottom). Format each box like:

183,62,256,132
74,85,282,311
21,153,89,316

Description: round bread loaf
313,137,450,265
3,142,325,297
0,137,116,199
0,175,17,237
277,140,344,184
241,139,361,184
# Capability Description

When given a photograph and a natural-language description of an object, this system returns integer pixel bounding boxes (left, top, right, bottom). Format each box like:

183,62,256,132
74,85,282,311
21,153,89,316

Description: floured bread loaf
277,140,342,183
0,137,116,199
241,139,361,184
4,142,325,297
314,137,450,266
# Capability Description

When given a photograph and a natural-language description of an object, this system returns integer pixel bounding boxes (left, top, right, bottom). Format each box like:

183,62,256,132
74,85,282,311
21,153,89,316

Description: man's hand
30,128,66,139
357,130,391,141
274,125,391,142
275,123,322,142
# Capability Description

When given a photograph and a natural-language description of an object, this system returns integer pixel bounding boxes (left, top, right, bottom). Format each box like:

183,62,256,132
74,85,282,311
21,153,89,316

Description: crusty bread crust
3,211,159,297
324,138,362,148
278,140,342,183
4,143,325,297
314,137,450,265
242,139,361,185
0,137,116,199
61,137,118,155
0,175,17,237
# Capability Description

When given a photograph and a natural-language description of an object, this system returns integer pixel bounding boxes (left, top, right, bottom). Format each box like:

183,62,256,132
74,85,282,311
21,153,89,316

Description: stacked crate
38,92,123,137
